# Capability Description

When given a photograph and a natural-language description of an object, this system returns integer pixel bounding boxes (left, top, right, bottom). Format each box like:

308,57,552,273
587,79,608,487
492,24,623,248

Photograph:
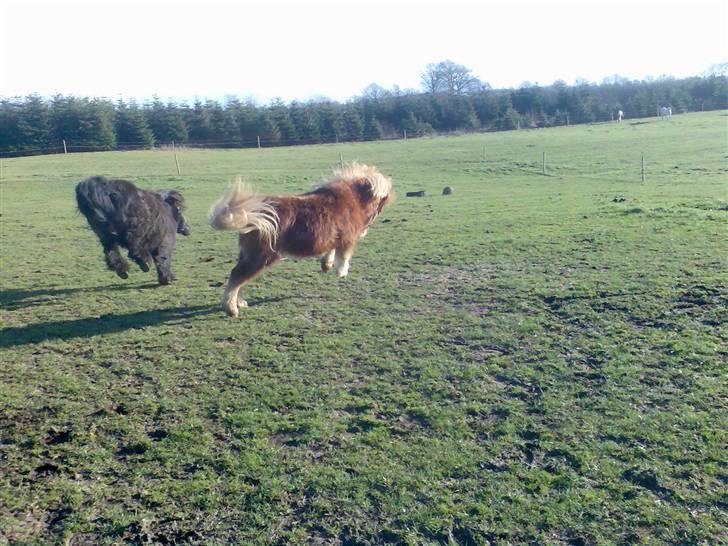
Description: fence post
542,151,546,175
257,136,261,149
403,129,407,140
63,139,67,154
175,153,181,175
482,145,486,162
641,153,645,182
339,152,344,169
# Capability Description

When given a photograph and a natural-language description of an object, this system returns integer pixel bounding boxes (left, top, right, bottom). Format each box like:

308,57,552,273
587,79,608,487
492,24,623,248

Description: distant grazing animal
617,109,624,122
75,176,190,285
660,106,672,120
209,162,394,317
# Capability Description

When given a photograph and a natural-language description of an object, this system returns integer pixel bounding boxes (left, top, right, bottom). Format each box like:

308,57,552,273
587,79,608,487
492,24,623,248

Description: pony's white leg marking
222,284,241,317
334,249,353,278
320,249,336,272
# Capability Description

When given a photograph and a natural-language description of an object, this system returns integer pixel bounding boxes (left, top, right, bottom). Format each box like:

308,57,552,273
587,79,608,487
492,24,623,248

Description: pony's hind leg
222,251,277,317
320,249,335,272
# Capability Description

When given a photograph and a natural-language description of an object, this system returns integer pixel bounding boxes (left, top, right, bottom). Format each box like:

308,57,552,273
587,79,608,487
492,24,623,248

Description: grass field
1,112,726,545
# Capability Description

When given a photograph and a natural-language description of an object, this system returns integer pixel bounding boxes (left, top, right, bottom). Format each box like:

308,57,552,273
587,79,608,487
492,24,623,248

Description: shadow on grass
0,304,218,348
0,282,161,311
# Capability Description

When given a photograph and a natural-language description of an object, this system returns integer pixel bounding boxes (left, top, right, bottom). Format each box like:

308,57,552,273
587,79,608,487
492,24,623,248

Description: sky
1,0,726,104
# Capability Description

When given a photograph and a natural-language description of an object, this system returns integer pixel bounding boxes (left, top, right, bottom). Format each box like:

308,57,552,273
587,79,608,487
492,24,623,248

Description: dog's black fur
75,176,190,284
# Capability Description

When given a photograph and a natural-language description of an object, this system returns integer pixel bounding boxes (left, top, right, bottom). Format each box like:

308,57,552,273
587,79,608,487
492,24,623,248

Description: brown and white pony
209,162,394,316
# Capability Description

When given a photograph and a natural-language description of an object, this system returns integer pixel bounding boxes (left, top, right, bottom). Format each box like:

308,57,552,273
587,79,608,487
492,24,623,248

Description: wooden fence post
542,151,546,175
175,153,181,175
257,136,261,149
641,153,645,182
63,140,67,154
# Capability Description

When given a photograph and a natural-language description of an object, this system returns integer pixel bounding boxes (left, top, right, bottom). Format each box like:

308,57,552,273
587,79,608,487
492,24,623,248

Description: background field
1,112,726,545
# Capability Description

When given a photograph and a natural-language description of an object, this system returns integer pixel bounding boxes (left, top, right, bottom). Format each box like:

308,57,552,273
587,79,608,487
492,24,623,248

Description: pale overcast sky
1,0,725,104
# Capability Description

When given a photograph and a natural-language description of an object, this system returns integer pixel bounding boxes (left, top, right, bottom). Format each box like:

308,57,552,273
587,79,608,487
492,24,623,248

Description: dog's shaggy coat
209,163,393,316
75,176,190,284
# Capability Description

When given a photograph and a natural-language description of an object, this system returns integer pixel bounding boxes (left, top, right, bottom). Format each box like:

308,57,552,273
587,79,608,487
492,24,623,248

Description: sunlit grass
1,112,726,544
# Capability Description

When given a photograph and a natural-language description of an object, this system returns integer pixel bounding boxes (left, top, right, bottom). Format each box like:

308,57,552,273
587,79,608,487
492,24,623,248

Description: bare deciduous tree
421,60,482,95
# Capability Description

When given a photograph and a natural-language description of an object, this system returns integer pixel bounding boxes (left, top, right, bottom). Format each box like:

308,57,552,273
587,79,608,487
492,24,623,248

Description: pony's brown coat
210,163,393,316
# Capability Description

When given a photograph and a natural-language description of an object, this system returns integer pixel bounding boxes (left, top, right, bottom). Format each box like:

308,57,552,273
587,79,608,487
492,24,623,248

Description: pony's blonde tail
209,177,279,248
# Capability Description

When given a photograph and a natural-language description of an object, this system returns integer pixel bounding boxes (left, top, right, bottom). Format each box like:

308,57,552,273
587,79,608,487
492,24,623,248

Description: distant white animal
660,106,672,120
617,110,624,122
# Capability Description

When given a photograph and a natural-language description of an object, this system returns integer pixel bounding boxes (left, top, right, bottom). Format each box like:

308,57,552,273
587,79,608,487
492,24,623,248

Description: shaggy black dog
75,176,190,285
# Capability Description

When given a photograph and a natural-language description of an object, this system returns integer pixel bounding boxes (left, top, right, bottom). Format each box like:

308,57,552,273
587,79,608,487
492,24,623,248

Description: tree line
1,61,726,156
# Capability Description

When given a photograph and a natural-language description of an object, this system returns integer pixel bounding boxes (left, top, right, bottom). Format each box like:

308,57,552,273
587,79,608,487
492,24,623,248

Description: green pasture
1,112,726,544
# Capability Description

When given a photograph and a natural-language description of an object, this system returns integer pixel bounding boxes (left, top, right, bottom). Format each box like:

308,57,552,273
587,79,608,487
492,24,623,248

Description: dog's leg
320,249,336,273
104,244,130,279
334,245,355,278
128,249,152,273
152,235,176,285
89,224,130,279
131,255,151,272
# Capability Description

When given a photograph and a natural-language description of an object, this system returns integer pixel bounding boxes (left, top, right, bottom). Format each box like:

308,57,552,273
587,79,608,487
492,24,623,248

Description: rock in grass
442,186,453,195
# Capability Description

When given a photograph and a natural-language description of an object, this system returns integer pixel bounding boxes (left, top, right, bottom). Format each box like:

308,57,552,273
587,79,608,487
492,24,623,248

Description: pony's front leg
320,249,335,272
334,245,355,278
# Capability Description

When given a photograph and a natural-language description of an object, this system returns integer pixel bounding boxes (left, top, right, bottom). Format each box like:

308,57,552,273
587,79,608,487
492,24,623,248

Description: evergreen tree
79,99,116,149
146,98,188,144
254,109,280,145
186,100,214,142
402,111,418,137
290,101,321,143
207,101,240,146
115,100,154,146
269,99,298,144
17,94,51,150
316,101,343,142
363,116,384,141
0,99,21,151
342,106,364,141
235,102,262,144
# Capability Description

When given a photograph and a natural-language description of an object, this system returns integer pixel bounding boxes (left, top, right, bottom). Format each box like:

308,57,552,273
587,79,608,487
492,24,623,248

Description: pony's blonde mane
331,162,392,199
208,177,279,248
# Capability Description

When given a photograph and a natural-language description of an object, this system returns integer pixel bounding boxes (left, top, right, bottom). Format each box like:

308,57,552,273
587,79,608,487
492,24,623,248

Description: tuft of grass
1,112,726,544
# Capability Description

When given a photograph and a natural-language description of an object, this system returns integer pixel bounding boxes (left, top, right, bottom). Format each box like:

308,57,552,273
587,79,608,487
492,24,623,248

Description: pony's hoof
223,304,239,317
139,263,150,272
117,271,129,279
238,299,248,308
